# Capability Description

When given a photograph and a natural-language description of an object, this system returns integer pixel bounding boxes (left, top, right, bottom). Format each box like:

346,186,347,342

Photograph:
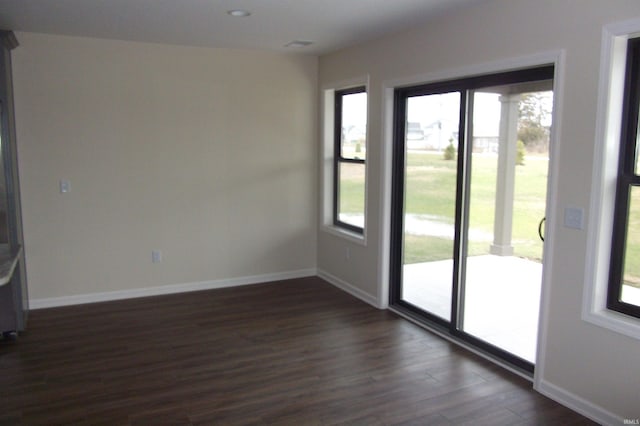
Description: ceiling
0,0,488,55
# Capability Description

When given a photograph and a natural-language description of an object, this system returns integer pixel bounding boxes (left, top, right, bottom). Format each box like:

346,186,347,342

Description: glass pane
340,92,367,161
621,186,640,307
337,162,365,229
461,89,552,363
401,92,460,321
0,107,7,244
636,118,640,175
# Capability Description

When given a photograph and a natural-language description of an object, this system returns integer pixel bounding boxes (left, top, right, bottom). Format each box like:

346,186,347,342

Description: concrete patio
403,255,640,364
402,254,542,363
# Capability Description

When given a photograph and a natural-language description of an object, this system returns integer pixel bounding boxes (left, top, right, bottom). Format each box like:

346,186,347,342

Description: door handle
538,217,546,242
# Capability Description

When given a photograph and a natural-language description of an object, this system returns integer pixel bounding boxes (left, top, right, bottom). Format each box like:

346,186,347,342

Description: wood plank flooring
0,277,594,425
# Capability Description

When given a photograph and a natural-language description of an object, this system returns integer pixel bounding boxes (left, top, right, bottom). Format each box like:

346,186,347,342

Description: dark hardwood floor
0,277,594,425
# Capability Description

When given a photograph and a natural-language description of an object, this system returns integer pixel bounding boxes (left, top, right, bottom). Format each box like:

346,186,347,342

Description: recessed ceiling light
227,10,251,17
285,40,313,48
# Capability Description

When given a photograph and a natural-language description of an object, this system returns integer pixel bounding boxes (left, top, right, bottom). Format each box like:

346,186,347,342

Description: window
582,20,640,339
609,36,640,319
333,87,367,234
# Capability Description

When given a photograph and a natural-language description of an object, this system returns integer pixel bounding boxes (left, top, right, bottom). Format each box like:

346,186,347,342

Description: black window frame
333,86,366,234
608,36,640,319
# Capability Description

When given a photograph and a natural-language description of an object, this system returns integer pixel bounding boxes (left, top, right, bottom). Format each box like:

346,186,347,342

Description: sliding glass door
390,66,554,372
398,92,461,323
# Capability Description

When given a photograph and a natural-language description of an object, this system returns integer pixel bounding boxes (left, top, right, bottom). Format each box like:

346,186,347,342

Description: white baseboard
317,268,381,309
29,268,318,309
535,379,623,425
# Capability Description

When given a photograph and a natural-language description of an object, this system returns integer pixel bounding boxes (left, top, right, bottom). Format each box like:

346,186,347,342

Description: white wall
318,0,640,422
12,33,318,303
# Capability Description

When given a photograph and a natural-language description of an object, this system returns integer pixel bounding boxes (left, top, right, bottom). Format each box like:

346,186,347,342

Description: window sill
582,307,640,341
321,224,366,246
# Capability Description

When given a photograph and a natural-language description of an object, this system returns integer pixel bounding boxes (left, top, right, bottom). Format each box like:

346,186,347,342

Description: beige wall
318,0,640,421
12,33,318,301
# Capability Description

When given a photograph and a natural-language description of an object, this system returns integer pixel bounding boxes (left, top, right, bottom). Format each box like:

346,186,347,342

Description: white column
490,94,520,256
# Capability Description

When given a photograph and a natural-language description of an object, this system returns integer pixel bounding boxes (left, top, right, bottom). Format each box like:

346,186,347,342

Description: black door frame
389,65,555,374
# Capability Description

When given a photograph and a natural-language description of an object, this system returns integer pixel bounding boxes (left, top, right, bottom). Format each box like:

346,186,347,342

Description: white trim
582,18,640,340
536,380,623,426
320,75,371,93
320,75,370,246
317,267,381,309
533,49,566,389
376,85,396,309
29,268,317,309
382,49,562,91
321,225,367,246
379,49,565,361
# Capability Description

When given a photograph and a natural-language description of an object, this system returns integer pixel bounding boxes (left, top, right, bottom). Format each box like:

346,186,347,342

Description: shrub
355,138,363,153
444,141,456,161
516,140,526,166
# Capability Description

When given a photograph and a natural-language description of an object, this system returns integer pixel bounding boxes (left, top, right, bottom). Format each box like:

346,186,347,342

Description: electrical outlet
151,250,162,263
59,179,71,193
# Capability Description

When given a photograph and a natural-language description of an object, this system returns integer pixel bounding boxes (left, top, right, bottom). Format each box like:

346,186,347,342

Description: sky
342,90,553,141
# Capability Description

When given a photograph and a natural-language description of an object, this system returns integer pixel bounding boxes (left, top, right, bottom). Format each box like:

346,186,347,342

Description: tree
518,92,552,152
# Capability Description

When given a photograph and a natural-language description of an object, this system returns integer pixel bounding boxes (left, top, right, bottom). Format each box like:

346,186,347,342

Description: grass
404,152,458,221
341,151,546,263
340,150,640,285
338,162,365,215
403,151,547,263
624,188,640,286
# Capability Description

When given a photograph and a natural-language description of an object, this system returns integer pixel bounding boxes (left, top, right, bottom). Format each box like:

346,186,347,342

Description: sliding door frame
389,65,555,374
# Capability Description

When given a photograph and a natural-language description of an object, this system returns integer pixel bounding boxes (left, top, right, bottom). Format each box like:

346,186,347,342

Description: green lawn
339,151,548,262
624,188,640,286
402,151,547,263
339,150,640,286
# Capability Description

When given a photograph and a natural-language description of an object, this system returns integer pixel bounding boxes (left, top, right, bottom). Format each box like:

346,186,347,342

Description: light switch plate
564,207,584,230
